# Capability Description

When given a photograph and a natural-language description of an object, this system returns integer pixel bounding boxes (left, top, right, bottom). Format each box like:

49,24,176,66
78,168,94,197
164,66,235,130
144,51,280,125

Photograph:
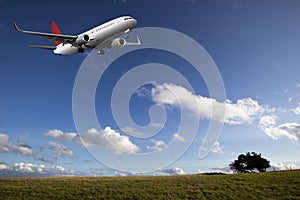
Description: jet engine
111,38,126,48
75,34,90,45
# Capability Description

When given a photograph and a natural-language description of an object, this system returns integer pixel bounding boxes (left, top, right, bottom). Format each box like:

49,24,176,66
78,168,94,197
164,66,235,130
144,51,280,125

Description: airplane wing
13,22,77,43
27,45,56,50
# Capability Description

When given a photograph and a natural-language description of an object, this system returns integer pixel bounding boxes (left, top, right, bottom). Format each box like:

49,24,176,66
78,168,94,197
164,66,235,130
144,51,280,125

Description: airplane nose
132,19,137,26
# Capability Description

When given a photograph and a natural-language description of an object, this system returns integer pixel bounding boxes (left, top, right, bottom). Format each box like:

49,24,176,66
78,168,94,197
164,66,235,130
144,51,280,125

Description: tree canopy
229,152,270,173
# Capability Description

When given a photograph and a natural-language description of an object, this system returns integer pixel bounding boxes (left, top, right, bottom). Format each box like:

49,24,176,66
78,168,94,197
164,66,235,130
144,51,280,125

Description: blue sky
0,0,299,176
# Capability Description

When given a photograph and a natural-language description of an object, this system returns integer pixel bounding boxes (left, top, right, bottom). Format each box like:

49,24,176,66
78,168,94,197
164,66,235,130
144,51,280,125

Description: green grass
0,170,299,199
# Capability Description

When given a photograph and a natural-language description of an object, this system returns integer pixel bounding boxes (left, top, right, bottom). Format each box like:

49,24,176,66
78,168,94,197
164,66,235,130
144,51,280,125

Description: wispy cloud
211,141,225,155
49,141,74,158
210,141,235,156
173,133,186,143
146,139,167,152
113,0,127,3
187,0,196,6
292,103,300,115
122,127,147,137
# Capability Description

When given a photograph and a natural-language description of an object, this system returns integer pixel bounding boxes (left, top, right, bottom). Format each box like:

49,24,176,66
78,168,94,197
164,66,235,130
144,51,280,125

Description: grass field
0,170,299,199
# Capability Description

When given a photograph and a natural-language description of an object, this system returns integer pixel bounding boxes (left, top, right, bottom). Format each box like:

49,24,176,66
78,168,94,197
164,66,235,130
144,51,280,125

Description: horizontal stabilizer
126,36,141,46
28,45,56,50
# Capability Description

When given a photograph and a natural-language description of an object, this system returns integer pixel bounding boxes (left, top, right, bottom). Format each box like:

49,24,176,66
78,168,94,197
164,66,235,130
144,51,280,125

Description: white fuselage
54,16,137,55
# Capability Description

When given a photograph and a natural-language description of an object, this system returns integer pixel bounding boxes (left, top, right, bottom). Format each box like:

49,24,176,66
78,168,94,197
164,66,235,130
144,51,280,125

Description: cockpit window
124,17,132,20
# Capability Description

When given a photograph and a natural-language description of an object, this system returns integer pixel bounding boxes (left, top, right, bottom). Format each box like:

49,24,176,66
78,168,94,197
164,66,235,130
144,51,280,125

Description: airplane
13,16,141,55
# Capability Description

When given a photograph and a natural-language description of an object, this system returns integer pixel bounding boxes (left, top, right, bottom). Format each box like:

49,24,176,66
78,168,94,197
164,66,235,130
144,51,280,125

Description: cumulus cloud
146,139,167,152
49,141,74,157
0,162,73,177
173,133,186,143
46,127,140,154
45,129,78,142
151,83,270,125
209,166,232,173
0,133,58,163
0,162,8,170
80,127,141,154
269,162,298,171
160,167,186,175
0,133,33,155
259,116,300,142
259,115,277,127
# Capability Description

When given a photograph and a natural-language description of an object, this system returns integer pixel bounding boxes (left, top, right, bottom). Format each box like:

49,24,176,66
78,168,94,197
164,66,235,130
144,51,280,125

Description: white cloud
122,127,146,137
80,127,140,154
0,133,10,152
0,133,33,155
292,103,300,115
0,163,8,170
11,143,33,155
45,129,78,142
259,115,277,127
46,127,140,154
49,141,74,157
269,162,298,171
113,0,127,3
150,122,164,129
0,162,73,177
151,83,270,125
296,83,300,88
259,116,300,142
173,133,186,143
209,166,232,173
209,141,235,156
160,167,186,175
135,86,152,98
211,141,225,155
146,139,167,152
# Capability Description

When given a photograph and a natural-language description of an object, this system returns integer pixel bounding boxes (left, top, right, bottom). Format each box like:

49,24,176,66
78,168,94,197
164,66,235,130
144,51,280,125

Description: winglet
126,36,141,46
13,22,21,32
136,36,141,45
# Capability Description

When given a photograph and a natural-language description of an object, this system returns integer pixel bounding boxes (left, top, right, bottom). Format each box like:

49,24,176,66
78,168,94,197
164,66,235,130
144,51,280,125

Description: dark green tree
229,152,270,173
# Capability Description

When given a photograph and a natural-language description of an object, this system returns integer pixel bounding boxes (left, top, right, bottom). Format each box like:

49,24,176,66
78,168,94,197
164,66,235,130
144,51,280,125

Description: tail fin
51,20,62,46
